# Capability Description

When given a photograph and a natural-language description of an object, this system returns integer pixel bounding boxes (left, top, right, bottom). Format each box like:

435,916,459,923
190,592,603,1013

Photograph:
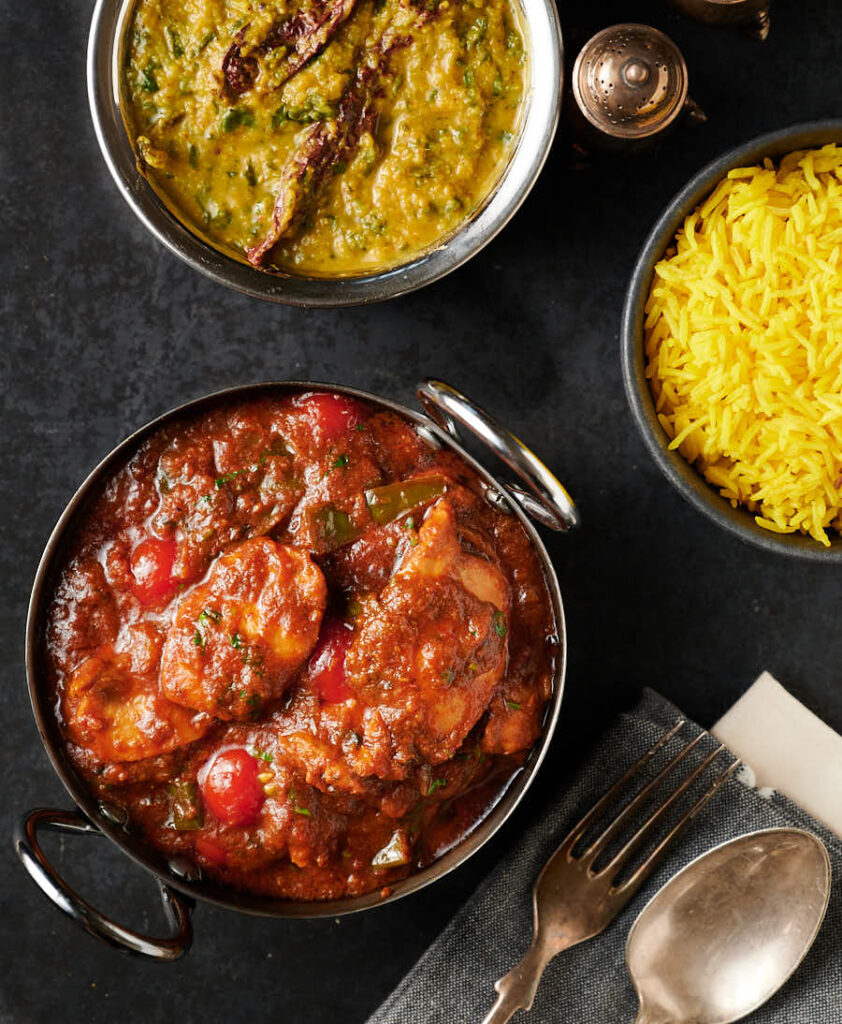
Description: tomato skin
129,537,177,605
199,748,266,827
194,835,228,869
297,393,365,441
305,618,352,703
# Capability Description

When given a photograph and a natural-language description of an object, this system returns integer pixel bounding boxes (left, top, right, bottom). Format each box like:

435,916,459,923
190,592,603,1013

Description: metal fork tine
612,755,742,899
581,732,706,862
562,720,685,852
596,743,728,879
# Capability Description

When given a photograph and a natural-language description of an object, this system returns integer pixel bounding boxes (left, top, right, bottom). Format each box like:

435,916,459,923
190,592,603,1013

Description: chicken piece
64,646,211,763
345,498,510,771
161,537,327,720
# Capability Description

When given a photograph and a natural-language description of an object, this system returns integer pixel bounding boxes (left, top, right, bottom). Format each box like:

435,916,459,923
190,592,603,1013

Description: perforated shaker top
572,24,689,140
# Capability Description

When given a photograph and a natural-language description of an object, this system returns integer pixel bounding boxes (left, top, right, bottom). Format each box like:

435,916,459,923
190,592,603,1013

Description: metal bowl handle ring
416,379,579,532
14,807,193,961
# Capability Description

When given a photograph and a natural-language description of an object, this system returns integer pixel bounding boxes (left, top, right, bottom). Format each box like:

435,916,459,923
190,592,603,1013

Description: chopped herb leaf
493,610,508,639
332,453,349,469
165,26,184,57
139,62,159,93
427,778,447,796
506,700,522,710
199,607,221,626
230,632,243,649
221,107,255,133
197,30,215,53
215,470,241,488
192,631,205,649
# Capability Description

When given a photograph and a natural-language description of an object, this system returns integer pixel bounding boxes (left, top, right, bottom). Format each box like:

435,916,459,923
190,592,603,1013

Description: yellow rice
645,144,842,547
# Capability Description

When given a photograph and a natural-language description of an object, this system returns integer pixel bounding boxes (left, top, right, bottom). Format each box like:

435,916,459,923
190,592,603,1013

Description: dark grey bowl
621,120,842,562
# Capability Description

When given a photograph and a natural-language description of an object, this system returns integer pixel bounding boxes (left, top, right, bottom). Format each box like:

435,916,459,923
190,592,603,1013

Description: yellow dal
123,0,526,275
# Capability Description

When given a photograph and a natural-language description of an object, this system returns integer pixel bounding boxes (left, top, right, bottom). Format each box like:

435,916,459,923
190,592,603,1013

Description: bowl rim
621,118,842,562
87,0,563,308
25,379,568,918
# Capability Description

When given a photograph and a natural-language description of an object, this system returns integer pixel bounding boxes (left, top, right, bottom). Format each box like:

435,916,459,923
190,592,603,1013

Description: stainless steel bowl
15,379,577,959
621,120,842,562
87,0,563,307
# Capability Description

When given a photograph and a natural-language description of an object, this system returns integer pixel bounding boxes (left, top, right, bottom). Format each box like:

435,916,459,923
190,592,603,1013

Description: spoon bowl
626,828,831,1024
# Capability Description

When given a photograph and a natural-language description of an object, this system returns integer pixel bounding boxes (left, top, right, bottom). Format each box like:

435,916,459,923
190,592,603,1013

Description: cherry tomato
194,835,228,869
305,617,352,703
129,537,177,605
199,748,266,827
297,393,365,441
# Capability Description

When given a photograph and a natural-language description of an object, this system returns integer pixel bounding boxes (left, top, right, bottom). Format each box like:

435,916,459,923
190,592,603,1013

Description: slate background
2,1,841,1021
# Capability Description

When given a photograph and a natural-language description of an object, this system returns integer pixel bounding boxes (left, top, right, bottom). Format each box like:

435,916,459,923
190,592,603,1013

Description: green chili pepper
364,476,447,526
312,504,362,547
167,781,203,830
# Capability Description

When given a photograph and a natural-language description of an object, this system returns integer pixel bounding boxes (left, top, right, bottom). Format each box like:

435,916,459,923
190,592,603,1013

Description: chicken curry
46,391,556,900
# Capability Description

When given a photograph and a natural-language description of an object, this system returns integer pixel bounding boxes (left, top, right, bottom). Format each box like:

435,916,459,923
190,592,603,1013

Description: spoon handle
481,940,552,1024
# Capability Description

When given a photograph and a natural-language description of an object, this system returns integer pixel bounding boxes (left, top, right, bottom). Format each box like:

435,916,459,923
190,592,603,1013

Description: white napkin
712,670,842,840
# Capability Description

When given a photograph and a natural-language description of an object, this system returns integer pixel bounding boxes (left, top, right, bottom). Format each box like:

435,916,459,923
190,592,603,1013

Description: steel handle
416,379,579,532
482,939,553,1024
14,807,193,961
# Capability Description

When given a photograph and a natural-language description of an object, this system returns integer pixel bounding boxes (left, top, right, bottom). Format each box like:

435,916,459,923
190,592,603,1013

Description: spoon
626,828,831,1024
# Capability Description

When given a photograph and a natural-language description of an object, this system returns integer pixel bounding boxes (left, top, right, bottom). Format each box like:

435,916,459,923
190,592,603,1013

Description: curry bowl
621,120,842,562
87,0,562,307
15,379,576,959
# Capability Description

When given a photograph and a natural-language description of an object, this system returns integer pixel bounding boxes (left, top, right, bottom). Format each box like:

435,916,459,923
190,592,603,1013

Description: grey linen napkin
367,689,842,1024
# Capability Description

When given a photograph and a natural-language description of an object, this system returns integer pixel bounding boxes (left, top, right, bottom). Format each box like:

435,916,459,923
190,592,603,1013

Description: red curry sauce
45,391,557,900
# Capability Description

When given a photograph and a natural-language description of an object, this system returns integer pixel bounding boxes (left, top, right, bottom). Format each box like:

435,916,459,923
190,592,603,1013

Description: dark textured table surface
3,1,842,1021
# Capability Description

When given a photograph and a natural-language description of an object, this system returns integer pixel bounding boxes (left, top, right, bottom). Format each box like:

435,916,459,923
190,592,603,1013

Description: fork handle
481,940,552,1024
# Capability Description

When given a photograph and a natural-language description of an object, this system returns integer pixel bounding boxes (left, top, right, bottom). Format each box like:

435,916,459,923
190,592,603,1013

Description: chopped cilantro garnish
199,607,221,626
139,61,159,93
215,470,241,488
230,632,243,649
506,700,522,710
221,107,255,133
165,26,184,57
493,610,508,639
332,453,349,469
192,631,204,649
427,778,447,796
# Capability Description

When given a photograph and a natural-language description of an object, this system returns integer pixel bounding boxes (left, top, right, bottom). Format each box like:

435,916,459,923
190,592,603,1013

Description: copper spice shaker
571,24,704,149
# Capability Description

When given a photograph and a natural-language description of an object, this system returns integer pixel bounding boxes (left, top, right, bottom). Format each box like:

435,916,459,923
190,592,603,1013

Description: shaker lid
572,24,689,140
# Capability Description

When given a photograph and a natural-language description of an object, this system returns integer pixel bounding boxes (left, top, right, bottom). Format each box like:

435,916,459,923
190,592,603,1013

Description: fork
481,721,741,1024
